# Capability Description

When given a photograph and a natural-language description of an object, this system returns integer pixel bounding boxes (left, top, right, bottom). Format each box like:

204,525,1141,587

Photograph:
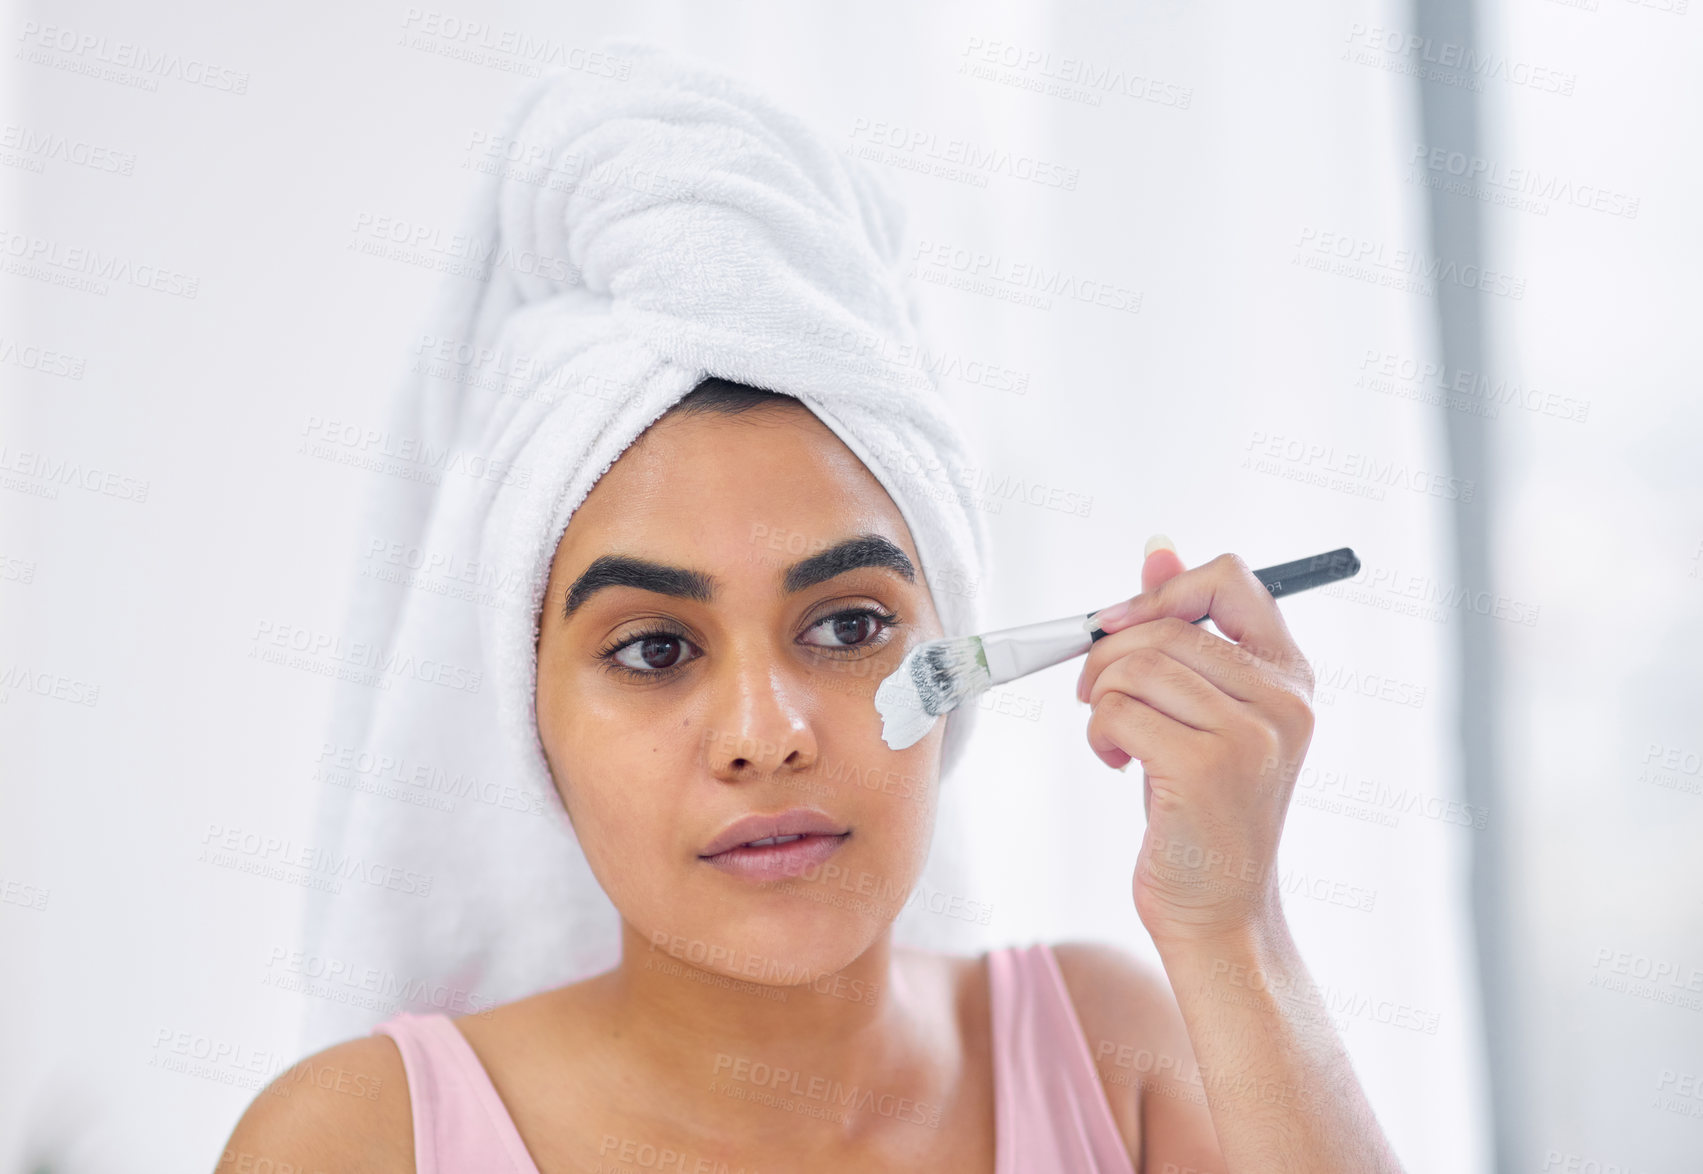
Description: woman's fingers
1095,553,1310,681
1079,615,1310,708
1077,540,1314,781
1140,535,1186,595
1083,644,1242,735
1080,627,1313,776
1083,689,1214,772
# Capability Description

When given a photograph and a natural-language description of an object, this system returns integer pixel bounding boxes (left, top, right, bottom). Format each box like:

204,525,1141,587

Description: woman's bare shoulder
217,1034,412,1174
1049,939,1183,1057
1049,940,1223,1167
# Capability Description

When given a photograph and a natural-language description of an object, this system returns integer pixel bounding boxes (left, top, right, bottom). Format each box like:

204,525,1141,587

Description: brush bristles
912,636,991,716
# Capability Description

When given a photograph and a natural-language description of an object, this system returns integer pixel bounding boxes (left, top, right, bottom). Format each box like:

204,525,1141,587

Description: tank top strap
986,943,1137,1174
371,1011,541,1174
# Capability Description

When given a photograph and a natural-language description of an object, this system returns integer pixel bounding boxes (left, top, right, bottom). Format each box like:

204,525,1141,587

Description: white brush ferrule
977,615,1097,687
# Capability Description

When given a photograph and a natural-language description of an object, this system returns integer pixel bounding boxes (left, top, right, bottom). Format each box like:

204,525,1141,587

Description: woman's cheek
850,744,938,888
548,723,654,868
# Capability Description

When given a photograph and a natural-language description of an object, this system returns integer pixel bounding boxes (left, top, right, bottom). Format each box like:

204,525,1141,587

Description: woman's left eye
800,607,899,652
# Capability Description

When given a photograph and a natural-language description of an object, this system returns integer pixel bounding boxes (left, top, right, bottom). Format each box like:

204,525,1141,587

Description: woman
222,42,1406,1174
223,381,1403,1173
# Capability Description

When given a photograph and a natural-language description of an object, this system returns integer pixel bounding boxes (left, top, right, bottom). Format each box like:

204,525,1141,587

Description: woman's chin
650,902,887,986
753,915,882,977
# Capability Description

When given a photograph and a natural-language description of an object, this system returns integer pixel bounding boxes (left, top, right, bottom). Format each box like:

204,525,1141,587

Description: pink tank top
372,943,1135,1173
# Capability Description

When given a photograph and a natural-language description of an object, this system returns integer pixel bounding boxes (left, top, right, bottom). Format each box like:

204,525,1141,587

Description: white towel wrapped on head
300,37,991,1050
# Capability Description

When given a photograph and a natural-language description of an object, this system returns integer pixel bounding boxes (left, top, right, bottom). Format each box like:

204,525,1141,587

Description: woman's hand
1075,538,1317,951
1075,541,1409,1174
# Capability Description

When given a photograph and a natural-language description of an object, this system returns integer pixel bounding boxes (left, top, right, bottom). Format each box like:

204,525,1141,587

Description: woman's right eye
608,632,700,674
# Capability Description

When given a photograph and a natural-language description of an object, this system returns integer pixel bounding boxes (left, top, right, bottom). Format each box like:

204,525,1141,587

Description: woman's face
535,403,947,984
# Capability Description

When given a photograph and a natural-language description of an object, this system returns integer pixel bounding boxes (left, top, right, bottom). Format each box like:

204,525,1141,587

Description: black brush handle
1085,547,1359,639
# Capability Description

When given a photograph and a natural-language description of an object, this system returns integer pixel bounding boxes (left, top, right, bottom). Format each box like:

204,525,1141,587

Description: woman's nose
701,657,820,780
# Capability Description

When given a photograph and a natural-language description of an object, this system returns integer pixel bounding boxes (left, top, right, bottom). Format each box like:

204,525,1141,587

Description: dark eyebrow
562,555,714,620
783,533,916,594
562,533,916,621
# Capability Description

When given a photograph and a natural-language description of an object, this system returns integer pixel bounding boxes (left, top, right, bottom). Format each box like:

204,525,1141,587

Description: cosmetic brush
874,546,1360,750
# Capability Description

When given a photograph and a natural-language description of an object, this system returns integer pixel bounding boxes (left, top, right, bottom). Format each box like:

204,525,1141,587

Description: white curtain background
1478,0,1703,1167
3,2,1695,1172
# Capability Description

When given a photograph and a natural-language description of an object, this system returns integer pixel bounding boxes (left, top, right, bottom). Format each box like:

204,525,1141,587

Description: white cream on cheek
873,646,937,751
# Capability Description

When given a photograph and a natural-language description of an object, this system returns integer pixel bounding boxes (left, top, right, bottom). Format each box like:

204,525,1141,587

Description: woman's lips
699,807,849,858
700,832,850,881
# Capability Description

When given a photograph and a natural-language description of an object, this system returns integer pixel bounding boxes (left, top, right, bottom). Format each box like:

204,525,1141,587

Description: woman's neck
595,920,955,1127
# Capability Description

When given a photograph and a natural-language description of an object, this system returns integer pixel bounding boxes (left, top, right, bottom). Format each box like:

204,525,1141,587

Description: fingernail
1117,759,1132,772
1144,533,1177,559
1089,600,1131,630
